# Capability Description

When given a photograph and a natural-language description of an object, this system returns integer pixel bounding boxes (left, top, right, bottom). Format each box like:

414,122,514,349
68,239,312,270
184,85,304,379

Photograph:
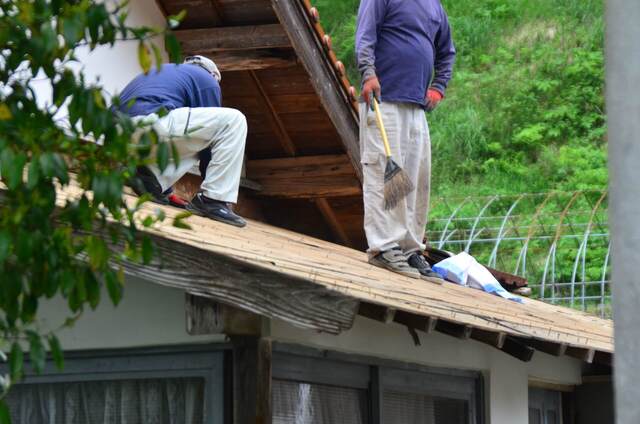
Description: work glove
426,88,444,112
362,76,381,111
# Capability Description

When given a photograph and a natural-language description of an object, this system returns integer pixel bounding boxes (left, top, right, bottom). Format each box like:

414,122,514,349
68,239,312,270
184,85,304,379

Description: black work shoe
407,252,445,284
368,248,421,279
130,166,168,205
186,193,247,228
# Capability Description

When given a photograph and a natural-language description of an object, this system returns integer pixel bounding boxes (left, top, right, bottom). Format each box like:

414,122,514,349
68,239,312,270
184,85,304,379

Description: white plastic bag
433,252,524,303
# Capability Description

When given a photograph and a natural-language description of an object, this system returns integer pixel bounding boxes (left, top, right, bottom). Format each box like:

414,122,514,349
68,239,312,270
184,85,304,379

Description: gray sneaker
368,248,421,279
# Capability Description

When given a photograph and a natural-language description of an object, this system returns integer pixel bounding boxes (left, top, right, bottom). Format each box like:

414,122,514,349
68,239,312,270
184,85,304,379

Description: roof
139,0,614,365
57,180,613,365
155,0,368,249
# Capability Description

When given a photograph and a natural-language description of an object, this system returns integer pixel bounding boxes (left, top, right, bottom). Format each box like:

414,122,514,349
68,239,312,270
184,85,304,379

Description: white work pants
138,107,247,203
359,102,431,255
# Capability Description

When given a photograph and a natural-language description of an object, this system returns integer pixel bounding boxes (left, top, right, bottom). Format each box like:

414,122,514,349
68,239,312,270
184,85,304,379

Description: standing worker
356,0,456,279
118,55,248,227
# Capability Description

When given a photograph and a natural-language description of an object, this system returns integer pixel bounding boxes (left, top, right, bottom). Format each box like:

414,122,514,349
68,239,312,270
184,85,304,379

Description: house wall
271,316,583,424
31,0,166,109
37,277,224,350
38,276,584,424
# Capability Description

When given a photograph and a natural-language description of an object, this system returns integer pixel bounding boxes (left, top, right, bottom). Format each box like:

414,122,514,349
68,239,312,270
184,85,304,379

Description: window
4,347,224,424
272,352,370,424
529,387,562,424
272,348,483,424
379,367,480,424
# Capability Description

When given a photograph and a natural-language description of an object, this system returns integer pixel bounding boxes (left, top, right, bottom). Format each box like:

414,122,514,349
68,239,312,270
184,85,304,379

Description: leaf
0,231,11,263
1,149,26,190
104,268,123,306
9,342,23,381
86,236,109,270
85,270,101,309
27,158,41,189
170,141,181,168
173,211,192,230
138,41,152,74
48,335,64,371
164,33,182,63
152,44,163,71
28,333,46,374
156,142,169,172
167,10,187,29
0,104,11,120
0,402,10,424
141,236,153,265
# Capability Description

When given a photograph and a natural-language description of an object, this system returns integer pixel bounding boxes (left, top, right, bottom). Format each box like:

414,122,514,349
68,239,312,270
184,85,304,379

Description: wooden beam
175,24,291,53
232,336,272,424
249,70,297,156
501,337,535,362
247,154,361,199
517,337,568,357
471,329,507,349
436,320,473,339
185,293,263,336
120,231,359,335
203,50,298,72
566,346,596,363
393,310,438,333
271,0,362,181
315,198,352,246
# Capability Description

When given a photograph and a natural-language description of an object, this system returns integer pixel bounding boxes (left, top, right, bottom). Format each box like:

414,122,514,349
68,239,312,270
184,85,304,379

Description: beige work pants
137,107,247,203
359,102,431,256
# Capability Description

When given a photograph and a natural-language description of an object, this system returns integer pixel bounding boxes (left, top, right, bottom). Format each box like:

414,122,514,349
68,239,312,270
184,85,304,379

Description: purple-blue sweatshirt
356,0,456,106
118,63,221,117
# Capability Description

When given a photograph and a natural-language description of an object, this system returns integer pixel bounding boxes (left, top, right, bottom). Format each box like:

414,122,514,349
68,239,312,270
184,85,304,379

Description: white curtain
273,380,367,424
6,377,205,424
383,390,468,424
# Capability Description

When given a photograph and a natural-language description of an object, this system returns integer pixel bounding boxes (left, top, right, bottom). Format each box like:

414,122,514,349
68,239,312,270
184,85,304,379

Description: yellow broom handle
372,98,393,158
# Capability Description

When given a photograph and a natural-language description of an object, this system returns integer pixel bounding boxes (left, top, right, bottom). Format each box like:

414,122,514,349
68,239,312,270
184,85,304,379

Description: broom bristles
383,159,414,210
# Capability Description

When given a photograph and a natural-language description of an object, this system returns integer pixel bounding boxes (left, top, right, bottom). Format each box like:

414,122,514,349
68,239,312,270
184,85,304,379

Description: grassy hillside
314,0,607,197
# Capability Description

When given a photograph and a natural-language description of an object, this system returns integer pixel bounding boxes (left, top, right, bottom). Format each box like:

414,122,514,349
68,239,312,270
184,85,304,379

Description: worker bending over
356,0,456,279
118,55,247,227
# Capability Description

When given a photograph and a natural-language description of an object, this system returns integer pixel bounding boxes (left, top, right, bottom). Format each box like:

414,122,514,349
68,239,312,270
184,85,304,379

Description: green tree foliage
0,0,184,415
314,0,607,196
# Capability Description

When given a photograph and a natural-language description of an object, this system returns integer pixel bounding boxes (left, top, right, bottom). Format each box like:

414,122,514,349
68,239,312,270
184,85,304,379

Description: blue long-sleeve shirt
118,63,221,117
355,0,456,106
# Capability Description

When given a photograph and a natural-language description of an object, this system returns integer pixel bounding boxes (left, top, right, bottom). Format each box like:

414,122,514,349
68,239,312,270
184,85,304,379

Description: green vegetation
314,0,609,314
0,1,185,416
314,0,607,196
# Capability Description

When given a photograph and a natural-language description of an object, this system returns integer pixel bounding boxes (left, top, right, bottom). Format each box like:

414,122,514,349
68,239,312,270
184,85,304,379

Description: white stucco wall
271,316,583,424
37,277,224,350
30,0,166,111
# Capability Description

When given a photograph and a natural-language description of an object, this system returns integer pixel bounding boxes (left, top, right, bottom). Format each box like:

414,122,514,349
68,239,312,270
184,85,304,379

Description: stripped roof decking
57,183,613,356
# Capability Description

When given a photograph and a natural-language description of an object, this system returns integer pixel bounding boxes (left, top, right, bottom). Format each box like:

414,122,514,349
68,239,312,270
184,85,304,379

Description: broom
371,98,415,210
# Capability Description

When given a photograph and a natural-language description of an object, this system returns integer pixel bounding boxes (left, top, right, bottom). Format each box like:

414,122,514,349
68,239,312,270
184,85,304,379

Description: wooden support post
565,346,596,364
232,336,272,424
186,293,263,336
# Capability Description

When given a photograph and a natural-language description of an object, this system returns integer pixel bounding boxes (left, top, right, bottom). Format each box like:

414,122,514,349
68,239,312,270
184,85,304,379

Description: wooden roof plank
175,24,291,53
271,0,362,181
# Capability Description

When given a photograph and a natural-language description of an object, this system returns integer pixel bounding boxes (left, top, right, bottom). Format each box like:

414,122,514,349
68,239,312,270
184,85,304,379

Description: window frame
529,386,563,424
273,342,485,424
3,344,227,424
